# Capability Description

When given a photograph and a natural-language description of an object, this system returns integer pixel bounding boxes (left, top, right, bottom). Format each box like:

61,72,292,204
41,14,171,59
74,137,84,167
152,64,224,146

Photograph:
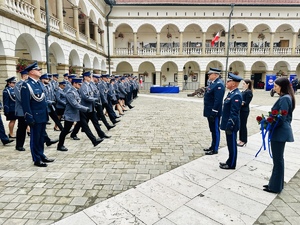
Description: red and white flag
211,32,220,47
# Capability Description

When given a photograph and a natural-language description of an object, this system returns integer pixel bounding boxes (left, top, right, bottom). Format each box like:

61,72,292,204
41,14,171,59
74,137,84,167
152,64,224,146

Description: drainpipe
45,0,50,73
106,1,115,75
225,3,234,83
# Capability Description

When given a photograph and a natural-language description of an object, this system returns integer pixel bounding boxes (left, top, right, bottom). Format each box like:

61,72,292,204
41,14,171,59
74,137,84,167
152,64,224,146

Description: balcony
5,0,35,21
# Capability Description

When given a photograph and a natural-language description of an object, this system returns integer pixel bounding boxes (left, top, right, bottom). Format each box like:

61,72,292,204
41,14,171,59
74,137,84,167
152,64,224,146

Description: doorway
253,73,263,89
152,72,156,85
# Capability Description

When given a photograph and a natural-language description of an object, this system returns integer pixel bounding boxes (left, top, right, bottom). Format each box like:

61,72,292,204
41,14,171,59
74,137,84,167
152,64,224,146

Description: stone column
156,33,160,55
202,32,206,55
73,66,83,75
85,16,90,45
270,32,274,55
244,70,251,80
133,32,137,55
94,24,99,48
292,32,297,55
199,70,206,87
0,56,18,85
155,71,161,86
32,0,41,24
0,0,6,8
73,7,79,40
247,32,252,55
224,32,229,55
56,64,70,80
56,0,64,33
179,32,183,55
177,70,183,91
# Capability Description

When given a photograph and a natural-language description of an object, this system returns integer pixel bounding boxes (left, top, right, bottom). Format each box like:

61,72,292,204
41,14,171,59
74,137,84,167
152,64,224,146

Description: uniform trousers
0,115,9,142
239,110,249,143
95,104,111,128
103,102,117,123
72,111,104,144
16,116,27,148
207,116,221,152
225,130,238,169
49,108,64,130
30,123,46,162
58,120,74,147
268,141,285,193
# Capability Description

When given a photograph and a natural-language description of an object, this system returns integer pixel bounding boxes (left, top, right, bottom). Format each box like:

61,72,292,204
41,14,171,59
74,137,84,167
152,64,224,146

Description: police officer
57,78,103,151
21,62,54,167
54,81,67,131
14,70,29,151
3,76,17,138
219,73,243,170
203,68,225,155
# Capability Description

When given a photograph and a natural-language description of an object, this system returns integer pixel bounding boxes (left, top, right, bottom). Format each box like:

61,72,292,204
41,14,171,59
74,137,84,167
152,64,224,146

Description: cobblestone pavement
0,89,299,225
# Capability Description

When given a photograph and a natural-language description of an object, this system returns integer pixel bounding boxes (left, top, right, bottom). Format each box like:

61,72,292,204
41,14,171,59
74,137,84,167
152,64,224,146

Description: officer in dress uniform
91,74,115,130
0,101,14,145
14,70,29,151
51,73,59,91
99,75,120,124
203,68,225,155
54,81,67,130
57,78,104,151
71,71,110,141
40,73,63,131
219,73,243,170
64,74,76,92
3,76,17,138
21,62,54,167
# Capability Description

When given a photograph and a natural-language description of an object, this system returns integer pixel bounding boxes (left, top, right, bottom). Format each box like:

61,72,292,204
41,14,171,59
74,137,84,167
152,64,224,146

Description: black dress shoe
115,116,121,118
263,188,279,194
203,148,212,152
113,120,120,124
263,185,269,188
34,161,47,167
46,139,59,147
46,122,51,125
27,132,30,136
93,138,104,147
219,164,235,170
205,150,218,155
71,136,80,140
2,139,14,145
219,162,227,166
107,125,115,131
42,157,55,163
15,147,25,151
57,146,68,151
102,135,111,139
8,135,16,138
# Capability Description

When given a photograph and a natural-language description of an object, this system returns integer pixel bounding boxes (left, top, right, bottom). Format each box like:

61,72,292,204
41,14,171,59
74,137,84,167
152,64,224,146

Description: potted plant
118,32,124,38
98,28,104,34
78,13,85,19
167,33,172,39
16,59,28,72
258,33,265,40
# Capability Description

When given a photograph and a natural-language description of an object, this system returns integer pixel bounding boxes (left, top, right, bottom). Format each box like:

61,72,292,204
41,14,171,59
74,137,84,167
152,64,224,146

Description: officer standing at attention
219,73,242,170
21,62,54,167
203,68,225,155
3,76,18,138
14,70,29,151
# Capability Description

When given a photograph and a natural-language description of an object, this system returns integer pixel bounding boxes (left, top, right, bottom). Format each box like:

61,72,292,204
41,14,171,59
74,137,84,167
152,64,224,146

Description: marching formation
0,62,139,167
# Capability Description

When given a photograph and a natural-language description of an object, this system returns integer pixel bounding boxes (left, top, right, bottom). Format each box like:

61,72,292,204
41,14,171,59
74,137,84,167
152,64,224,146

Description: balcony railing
273,47,292,55
229,47,247,55
90,38,97,48
296,47,300,55
205,47,225,55
183,47,202,55
138,47,156,55
250,47,270,55
79,32,88,43
63,22,76,39
41,11,60,33
160,47,179,55
5,0,35,21
115,48,133,55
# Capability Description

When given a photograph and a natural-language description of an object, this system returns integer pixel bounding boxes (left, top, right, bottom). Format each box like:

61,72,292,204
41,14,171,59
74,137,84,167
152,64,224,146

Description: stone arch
160,24,180,43
69,49,80,67
183,61,201,83
160,61,178,85
83,53,91,70
206,24,226,47
229,61,246,78
115,61,133,75
137,24,157,49
49,42,65,74
183,24,203,47
273,61,291,75
115,24,134,48
138,61,155,82
15,33,42,61
101,59,106,72
93,57,100,70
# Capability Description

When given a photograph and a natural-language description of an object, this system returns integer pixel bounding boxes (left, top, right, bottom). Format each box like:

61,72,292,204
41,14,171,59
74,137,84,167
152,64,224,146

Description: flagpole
225,3,235,83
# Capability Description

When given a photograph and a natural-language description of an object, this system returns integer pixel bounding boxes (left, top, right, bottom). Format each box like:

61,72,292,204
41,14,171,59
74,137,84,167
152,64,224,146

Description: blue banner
289,74,297,83
265,75,277,91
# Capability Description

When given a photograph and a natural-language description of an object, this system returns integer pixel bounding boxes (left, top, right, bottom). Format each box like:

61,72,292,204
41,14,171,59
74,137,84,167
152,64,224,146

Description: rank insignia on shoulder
218,87,221,89
235,99,239,102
